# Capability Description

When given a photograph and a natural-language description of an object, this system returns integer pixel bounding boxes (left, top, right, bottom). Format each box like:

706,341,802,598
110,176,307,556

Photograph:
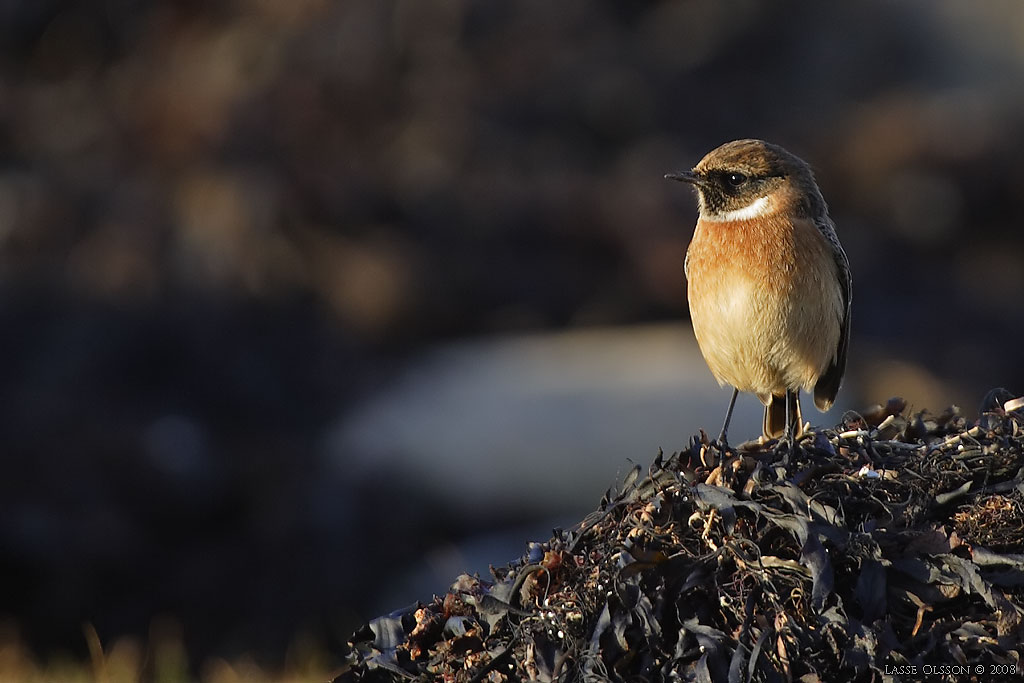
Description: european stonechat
666,139,851,444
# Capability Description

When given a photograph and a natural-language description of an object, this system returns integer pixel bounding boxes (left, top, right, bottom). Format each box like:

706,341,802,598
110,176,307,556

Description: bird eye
726,173,748,187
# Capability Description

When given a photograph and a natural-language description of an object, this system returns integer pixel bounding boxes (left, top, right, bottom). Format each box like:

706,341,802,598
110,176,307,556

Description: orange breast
685,213,843,401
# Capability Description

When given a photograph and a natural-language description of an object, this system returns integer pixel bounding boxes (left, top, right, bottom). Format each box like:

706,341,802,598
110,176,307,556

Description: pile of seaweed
336,389,1024,682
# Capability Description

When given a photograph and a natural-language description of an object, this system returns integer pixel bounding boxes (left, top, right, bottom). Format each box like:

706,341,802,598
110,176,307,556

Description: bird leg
781,389,797,458
717,388,739,447
785,389,793,443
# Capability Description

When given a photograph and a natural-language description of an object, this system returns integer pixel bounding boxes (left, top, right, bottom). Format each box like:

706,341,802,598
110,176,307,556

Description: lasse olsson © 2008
884,663,1018,676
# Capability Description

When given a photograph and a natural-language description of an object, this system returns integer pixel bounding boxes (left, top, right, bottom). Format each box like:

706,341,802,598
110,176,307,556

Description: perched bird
666,139,851,444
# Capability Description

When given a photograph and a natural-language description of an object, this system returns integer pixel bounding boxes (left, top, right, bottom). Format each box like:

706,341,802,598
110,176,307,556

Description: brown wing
813,216,852,411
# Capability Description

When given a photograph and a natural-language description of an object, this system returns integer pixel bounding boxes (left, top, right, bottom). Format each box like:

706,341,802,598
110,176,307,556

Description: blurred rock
330,324,844,515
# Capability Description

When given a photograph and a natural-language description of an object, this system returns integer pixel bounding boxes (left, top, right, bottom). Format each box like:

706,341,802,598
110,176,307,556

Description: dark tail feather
763,392,803,439
814,353,845,412
814,306,850,412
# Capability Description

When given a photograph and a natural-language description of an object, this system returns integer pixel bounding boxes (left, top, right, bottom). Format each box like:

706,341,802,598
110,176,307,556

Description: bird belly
685,217,842,404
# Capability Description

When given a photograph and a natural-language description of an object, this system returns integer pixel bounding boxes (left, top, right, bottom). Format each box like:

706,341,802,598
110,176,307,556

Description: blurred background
2,0,1023,677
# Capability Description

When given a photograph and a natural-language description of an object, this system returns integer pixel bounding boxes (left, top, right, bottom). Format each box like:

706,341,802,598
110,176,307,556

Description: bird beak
664,170,702,185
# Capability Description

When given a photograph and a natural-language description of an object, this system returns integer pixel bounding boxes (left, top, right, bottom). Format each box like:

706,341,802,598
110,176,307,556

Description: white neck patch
703,195,771,222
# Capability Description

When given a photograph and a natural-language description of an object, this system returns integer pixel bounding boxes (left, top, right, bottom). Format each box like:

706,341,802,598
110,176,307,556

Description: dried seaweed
336,390,1024,682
